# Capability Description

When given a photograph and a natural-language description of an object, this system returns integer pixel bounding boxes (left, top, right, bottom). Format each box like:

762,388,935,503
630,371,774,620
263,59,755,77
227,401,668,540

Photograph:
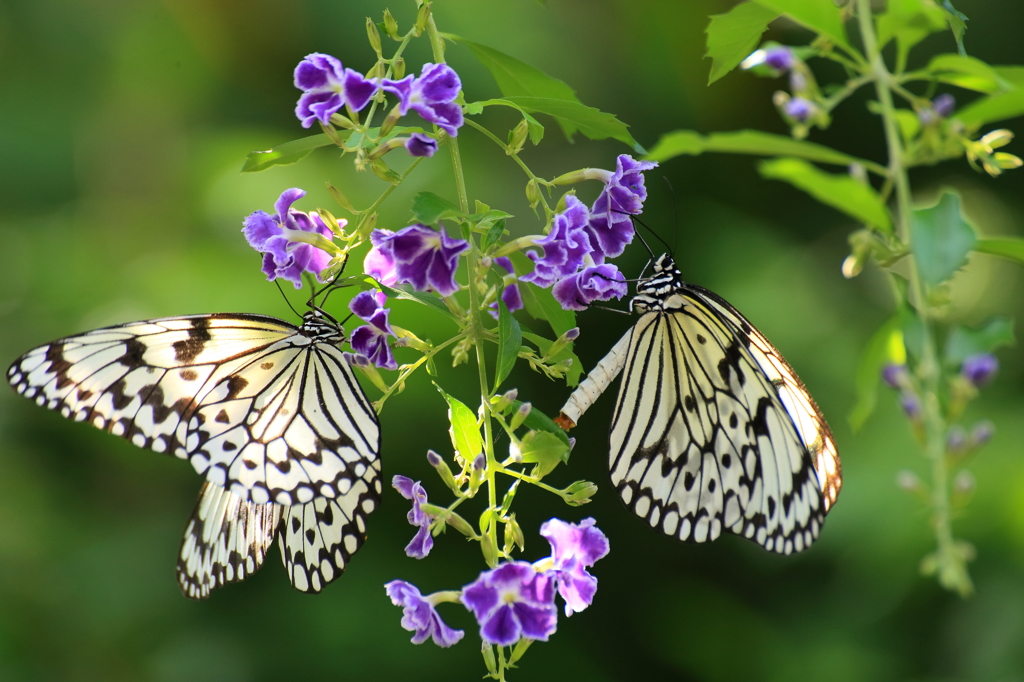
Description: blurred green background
3,0,1024,680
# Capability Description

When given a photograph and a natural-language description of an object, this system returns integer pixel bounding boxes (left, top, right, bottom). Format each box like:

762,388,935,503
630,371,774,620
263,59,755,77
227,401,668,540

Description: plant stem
464,119,553,216
856,0,970,596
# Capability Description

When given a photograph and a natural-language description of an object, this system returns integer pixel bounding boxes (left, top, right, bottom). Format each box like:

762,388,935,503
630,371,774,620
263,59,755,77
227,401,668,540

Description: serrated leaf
646,129,882,173
436,384,484,461
494,301,522,391
759,157,892,232
504,96,642,153
941,0,968,55
705,1,780,85
944,318,1015,366
518,280,578,337
509,401,571,448
974,237,1024,264
909,191,976,287
516,430,570,477
754,0,851,49
242,134,337,172
849,314,903,430
411,191,463,225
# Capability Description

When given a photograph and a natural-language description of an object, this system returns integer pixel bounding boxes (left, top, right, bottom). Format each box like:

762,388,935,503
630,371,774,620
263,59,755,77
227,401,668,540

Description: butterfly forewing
7,312,381,506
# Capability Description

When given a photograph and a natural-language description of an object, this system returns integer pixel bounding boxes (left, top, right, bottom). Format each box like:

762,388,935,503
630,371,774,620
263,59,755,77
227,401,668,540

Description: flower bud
970,420,994,448
563,480,598,506
784,96,814,123
370,157,401,185
414,2,431,35
882,363,908,389
392,56,406,80
366,18,382,55
953,469,975,495
507,118,529,155
380,104,404,138
900,393,921,420
960,353,998,387
482,644,498,676
326,182,357,214
480,530,498,567
543,327,580,361
994,152,1023,170
933,93,956,118
510,402,532,430
490,388,518,413
525,178,541,209
468,453,486,495
981,128,1014,150
896,469,921,492
383,9,399,39
946,425,968,456
344,352,389,392
764,46,794,72
439,509,476,537
329,112,356,130
427,449,459,493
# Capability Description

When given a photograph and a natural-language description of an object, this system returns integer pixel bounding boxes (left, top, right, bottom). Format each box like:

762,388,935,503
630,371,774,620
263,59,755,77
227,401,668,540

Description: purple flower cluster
349,291,397,370
382,63,465,137
366,224,469,297
294,53,379,129
385,517,609,648
525,155,656,310
242,188,335,288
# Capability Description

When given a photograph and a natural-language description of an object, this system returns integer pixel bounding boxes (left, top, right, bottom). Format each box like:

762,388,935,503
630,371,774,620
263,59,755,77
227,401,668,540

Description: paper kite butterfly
557,254,842,555
7,308,381,598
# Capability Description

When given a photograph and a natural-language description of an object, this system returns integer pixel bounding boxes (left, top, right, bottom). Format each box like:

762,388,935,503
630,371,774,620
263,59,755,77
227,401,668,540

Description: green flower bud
366,18,382,55
392,56,406,80
507,118,529,155
563,480,598,505
383,9,399,39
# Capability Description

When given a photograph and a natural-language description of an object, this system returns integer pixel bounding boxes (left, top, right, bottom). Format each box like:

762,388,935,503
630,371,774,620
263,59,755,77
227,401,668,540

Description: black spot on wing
45,342,73,389
120,337,148,369
226,375,249,400
173,318,212,364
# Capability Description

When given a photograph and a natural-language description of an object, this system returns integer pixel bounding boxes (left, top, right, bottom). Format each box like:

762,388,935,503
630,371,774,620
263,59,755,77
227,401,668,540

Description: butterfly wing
7,313,381,504
277,457,380,593
609,287,840,555
177,481,282,600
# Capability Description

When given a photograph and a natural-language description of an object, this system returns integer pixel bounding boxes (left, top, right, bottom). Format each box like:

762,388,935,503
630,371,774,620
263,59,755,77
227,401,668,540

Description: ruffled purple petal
415,63,461,104
364,244,398,286
522,196,593,287
350,291,382,320
411,101,464,137
540,517,609,568
381,75,415,114
461,562,557,646
242,211,281,250
555,561,598,616
551,264,627,311
344,68,378,112
502,283,523,312
392,475,417,500
385,580,464,648
405,133,438,157
405,524,434,560
296,90,344,128
294,53,345,90
511,601,557,642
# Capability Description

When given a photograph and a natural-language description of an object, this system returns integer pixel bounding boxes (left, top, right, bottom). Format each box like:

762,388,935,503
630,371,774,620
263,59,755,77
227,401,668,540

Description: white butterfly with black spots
8,308,382,597
557,254,842,555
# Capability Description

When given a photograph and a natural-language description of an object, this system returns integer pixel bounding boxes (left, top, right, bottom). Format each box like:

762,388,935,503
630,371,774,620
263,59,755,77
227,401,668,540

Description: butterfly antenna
274,279,303,320
631,213,673,256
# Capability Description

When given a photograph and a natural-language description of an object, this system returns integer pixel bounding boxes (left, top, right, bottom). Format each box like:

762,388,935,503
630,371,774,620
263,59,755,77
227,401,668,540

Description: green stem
464,119,553,217
356,157,426,232
374,333,465,410
856,0,969,595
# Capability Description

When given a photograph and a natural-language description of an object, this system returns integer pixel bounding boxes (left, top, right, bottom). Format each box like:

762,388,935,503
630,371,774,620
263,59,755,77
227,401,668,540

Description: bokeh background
3,0,1024,680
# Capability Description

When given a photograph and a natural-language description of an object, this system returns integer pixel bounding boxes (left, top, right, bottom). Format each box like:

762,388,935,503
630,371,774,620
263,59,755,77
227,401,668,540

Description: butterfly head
301,307,345,343
634,254,685,310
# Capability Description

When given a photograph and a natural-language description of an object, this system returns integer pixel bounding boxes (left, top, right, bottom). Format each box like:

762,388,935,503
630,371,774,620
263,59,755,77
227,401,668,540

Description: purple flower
584,155,658,262
385,580,465,647
551,264,628,311
784,97,814,123
364,246,399,286
294,53,378,128
488,256,524,319
881,363,907,389
405,133,438,157
382,63,464,136
242,188,334,288
933,93,956,118
349,291,397,370
764,46,795,72
540,518,609,616
370,224,469,297
900,393,921,420
393,475,433,559
522,196,593,287
971,420,994,447
461,562,558,646
961,353,998,387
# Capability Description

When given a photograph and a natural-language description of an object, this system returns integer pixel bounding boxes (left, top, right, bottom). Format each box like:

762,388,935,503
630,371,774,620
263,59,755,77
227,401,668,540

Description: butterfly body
8,307,381,597
560,254,841,555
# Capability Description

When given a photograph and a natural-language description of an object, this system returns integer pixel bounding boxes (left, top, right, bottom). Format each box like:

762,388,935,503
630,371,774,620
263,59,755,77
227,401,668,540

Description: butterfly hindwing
7,312,381,506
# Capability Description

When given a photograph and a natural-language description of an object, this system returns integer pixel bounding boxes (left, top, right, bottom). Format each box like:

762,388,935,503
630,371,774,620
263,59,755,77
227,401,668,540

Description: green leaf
411,191,463,225
941,0,968,55
521,331,583,387
494,301,522,391
944,318,1015,366
483,218,507,250
925,54,1009,94
646,129,884,174
758,157,893,232
509,401,571,447
953,70,1024,130
468,99,546,144
900,304,927,362
516,430,570,477
877,0,948,54
436,385,484,460
504,96,642,153
518,280,578,337
378,282,457,320
753,0,850,50
705,2,780,85
974,237,1024,264
849,314,904,431
242,134,336,172
909,191,976,287
447,36,580,139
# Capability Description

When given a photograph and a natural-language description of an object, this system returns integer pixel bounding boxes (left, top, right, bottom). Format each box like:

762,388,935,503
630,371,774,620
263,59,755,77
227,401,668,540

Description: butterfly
556,254,842,555
8,307,382,597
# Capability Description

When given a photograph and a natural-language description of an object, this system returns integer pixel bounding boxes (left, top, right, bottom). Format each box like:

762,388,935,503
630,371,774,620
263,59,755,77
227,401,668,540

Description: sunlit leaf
494,301,522,391
436,384,483,461
705,1,779,85
877,0,948,55
242,134,336,172
758,157,892,232
754,0,851,50
521,331,582,386
510,401,571,448
954,69,1024,130
974,237,1024,264
925,54,1009,94
646,129,882,173
944,318,1015,366
909,191,976,287
516,430,570,477
849,314,903,431
504,96,642,153
378,283,457,320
